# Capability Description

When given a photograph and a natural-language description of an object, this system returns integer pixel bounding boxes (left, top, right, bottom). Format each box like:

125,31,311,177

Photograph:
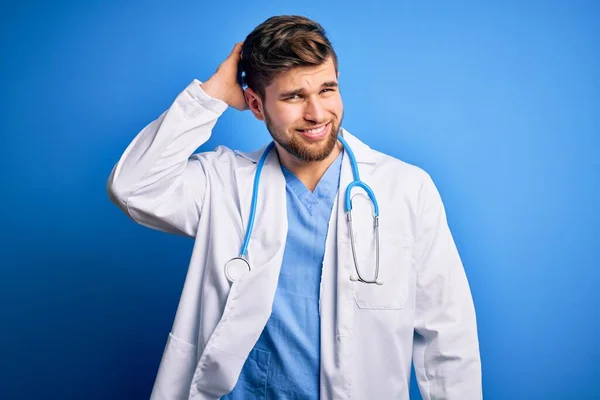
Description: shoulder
343,128,432,191
368,146,435,195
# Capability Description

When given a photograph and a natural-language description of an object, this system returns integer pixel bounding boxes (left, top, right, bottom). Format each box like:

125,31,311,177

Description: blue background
1,0,599,399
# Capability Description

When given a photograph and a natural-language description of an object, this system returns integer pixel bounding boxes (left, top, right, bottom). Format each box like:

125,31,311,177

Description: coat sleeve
106,79,228,237
412,172,482,400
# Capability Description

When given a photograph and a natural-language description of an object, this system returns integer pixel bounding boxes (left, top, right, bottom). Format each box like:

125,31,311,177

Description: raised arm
107,42,247,237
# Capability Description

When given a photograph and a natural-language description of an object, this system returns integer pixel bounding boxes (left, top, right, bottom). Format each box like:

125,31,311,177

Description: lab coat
107,79,482,399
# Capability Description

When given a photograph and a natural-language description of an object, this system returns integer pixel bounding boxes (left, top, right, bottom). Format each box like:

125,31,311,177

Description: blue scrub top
223,151,343,399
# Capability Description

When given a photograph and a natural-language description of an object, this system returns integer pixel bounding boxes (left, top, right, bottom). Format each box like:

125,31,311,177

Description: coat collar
234,128,378,165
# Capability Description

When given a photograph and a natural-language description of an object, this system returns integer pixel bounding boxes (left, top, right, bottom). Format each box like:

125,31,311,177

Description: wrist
200,78,228,104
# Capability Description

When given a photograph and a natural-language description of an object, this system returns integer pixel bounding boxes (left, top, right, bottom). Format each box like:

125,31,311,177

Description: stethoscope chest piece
224,256,251,283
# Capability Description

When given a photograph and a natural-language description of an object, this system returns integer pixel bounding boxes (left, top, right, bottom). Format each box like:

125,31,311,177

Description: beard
264,110,342,163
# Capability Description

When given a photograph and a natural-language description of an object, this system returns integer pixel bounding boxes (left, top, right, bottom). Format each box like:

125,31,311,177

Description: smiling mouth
297,123,328,134
295,122,331,140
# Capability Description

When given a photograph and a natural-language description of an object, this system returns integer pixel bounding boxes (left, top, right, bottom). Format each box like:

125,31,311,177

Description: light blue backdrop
1,0,598,399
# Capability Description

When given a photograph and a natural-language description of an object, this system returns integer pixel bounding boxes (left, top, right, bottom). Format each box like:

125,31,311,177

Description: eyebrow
279,81,339,99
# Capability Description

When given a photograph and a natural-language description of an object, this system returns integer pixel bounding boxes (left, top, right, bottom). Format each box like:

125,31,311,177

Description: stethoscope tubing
228,134,382,285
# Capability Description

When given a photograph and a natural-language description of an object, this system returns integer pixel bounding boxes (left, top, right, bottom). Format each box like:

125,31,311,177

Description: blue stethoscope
224,135,383,285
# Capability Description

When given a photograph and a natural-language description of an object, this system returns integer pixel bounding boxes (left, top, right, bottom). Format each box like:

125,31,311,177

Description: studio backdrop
1,0,598,399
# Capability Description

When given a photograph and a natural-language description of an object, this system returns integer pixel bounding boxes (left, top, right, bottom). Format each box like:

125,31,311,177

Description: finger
229,41,244,58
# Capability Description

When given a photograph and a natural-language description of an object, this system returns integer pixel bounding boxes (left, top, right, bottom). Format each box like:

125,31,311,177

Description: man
107,15,482,400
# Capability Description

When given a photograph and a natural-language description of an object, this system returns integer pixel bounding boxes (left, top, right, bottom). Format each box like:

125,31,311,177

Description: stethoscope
224,135,383,285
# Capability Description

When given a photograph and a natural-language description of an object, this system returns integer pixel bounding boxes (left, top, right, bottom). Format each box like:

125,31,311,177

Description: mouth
296,122,331,140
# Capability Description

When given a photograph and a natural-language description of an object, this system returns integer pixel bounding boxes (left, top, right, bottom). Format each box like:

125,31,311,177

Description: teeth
301,124,326,134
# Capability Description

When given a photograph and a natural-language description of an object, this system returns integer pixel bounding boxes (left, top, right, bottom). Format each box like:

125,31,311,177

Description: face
245,57,343,163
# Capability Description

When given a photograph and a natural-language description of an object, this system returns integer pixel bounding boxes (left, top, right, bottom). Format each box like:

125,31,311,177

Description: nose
303,96,326,123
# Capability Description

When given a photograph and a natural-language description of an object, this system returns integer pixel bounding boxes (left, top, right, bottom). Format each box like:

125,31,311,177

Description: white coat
107,79,482,399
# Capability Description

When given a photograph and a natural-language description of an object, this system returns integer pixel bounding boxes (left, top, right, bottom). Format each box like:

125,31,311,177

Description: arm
106,81,227,237
412,173,482,399
107,42,246,237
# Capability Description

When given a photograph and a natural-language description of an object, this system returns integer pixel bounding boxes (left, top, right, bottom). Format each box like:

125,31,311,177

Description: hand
201,42,247,111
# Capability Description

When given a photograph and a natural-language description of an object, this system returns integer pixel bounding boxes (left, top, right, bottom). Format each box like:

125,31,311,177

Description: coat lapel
189,144,288,398
324,128,379,398
232,145,268,236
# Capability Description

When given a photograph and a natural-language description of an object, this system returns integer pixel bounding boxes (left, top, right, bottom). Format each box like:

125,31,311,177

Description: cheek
326,97,343,117
271,105,304,128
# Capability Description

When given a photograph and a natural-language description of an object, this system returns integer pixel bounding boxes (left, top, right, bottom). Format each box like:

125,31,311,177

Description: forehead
267,57,337,92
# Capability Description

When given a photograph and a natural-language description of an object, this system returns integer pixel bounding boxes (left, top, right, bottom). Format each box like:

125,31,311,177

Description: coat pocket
222,348,271,399
150,333,198,400
350,235,414,310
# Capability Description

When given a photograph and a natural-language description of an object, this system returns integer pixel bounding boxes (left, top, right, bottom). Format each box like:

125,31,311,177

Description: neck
276,141,343,192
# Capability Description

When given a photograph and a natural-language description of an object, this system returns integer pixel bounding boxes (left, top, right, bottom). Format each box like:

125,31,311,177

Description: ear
244,87,265,121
